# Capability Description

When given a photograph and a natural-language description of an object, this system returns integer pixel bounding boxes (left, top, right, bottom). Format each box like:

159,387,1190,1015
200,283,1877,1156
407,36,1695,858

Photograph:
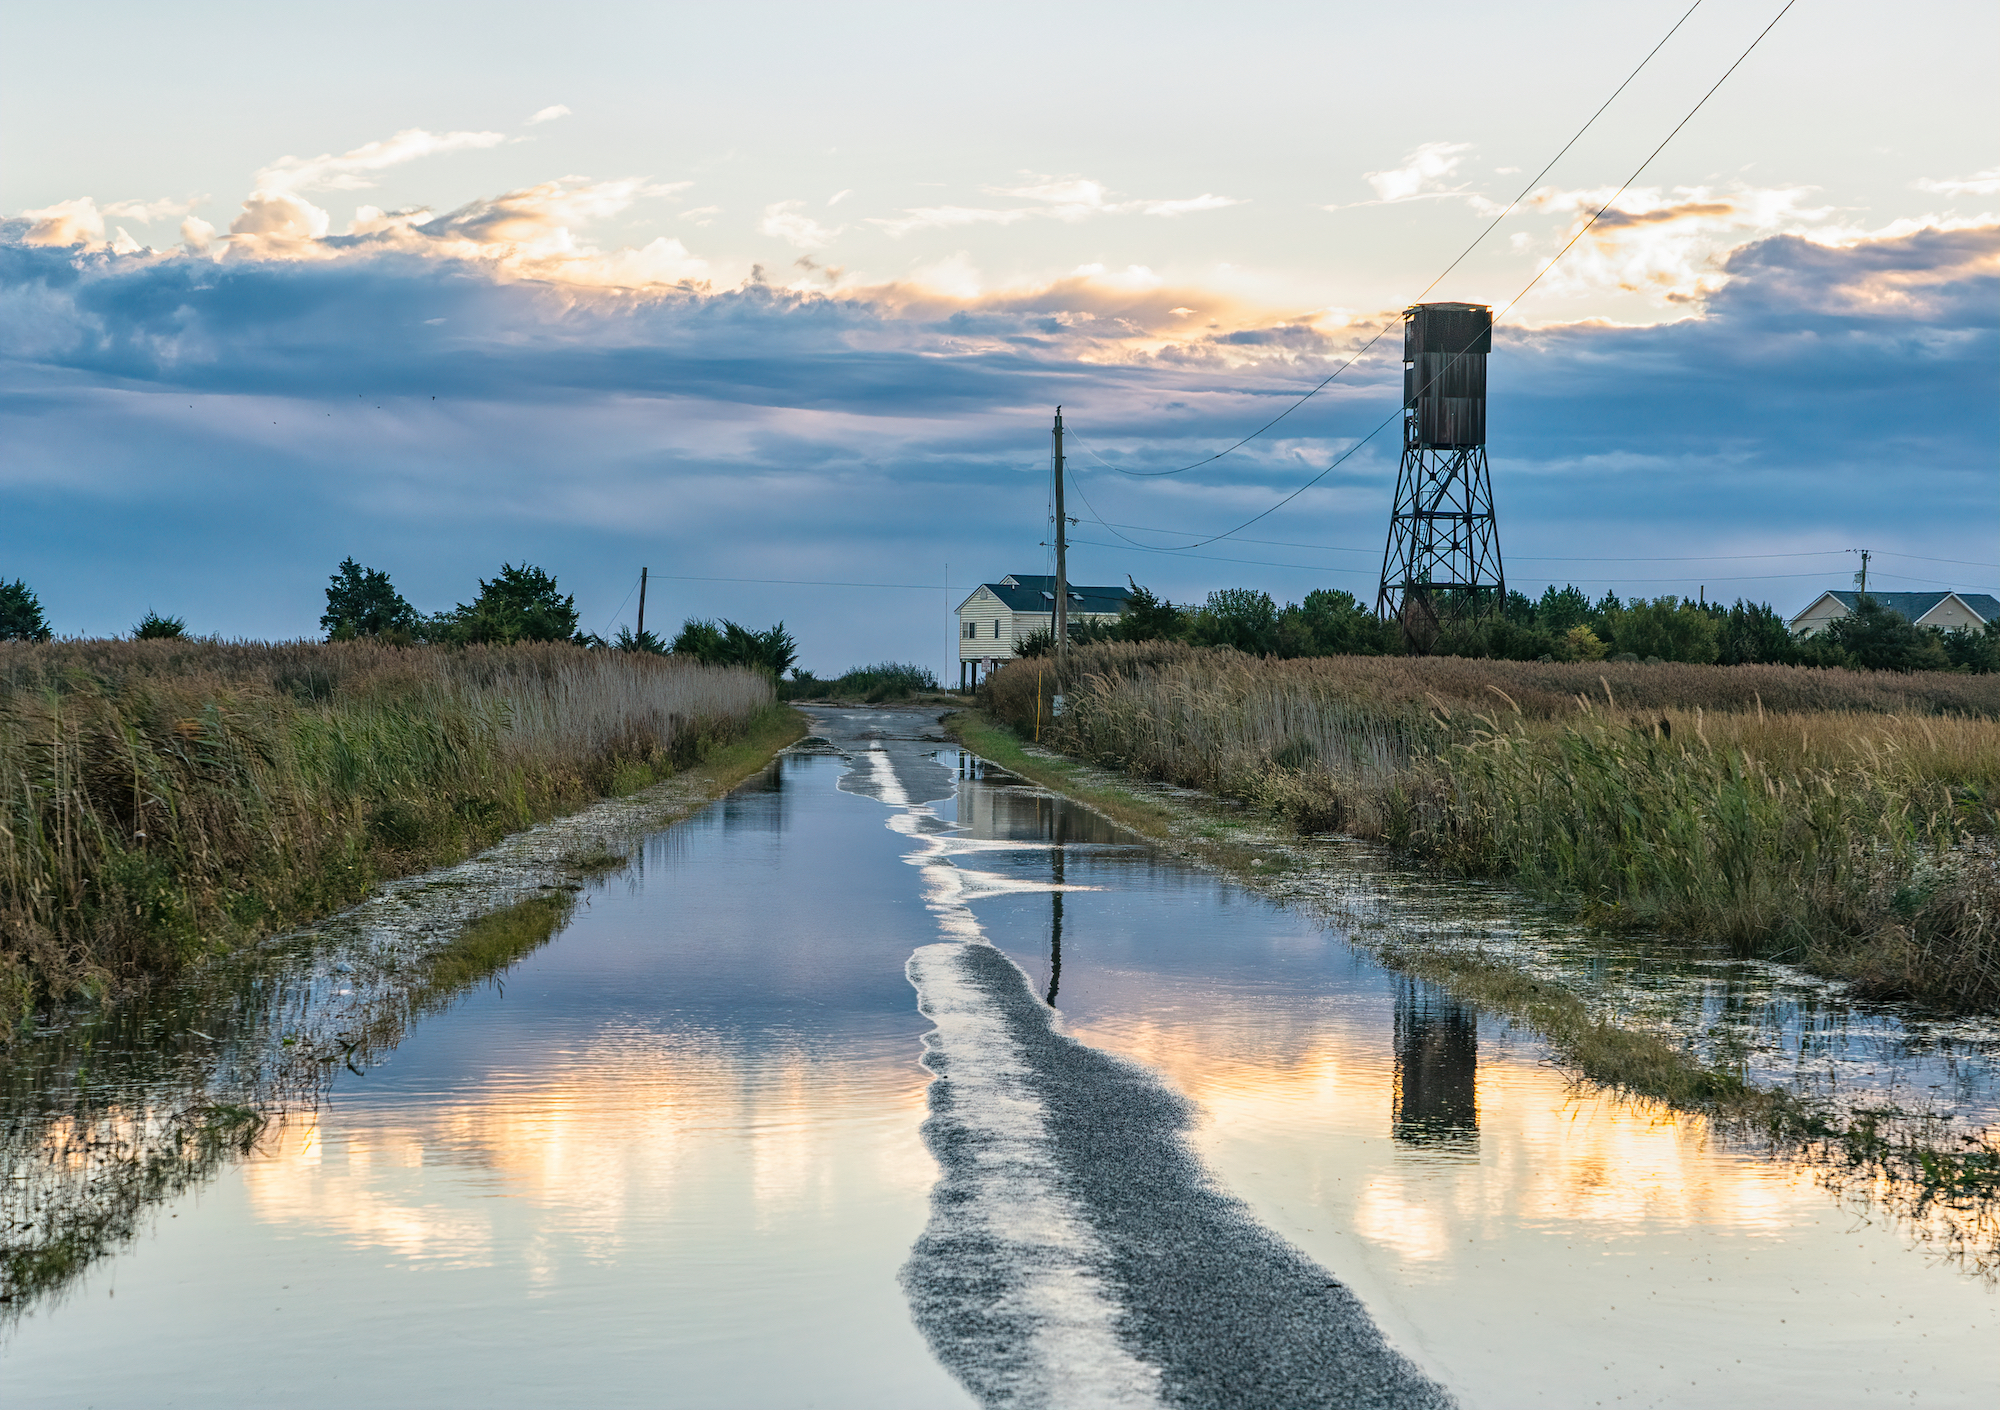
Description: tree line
1016,580,2000,674
0,560,800,678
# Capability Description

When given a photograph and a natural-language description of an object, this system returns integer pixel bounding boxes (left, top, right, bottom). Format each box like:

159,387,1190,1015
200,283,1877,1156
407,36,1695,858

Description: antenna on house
1377,304,1505,652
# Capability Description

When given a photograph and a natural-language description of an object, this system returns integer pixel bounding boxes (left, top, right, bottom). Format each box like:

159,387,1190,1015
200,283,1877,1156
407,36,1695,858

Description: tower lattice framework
1376,302,1505,651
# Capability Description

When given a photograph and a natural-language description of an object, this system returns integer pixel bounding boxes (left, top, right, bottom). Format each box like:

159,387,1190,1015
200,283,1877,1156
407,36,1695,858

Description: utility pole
1853,549,1871,595
637,567,648,639
1053,408,1068,659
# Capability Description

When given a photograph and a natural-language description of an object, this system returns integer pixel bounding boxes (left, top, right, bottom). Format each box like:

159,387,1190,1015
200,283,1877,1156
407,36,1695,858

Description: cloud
0,214,1990,656
18,197,108,248
255,128,508,196
872,177,1241,236
526,105,573,125
101,197,201,223
1507,184,1836,307
1363,142,1471,204
1915,169,2000,199
760,201,844,250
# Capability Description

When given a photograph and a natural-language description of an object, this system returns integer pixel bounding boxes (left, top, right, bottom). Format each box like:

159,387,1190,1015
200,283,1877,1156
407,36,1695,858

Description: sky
3,0,1995,673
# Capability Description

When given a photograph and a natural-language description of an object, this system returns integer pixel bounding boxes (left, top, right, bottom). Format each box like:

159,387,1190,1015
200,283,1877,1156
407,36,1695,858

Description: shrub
425,563,582,645
0,579,52,642
321,558,418,639
669,618,797,677
133,612,186,640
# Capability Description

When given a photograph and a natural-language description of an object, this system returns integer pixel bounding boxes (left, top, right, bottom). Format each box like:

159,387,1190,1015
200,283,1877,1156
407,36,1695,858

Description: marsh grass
0,701,807,1317
0,639,774,1025
952,703,1999,1274
984,644,2000,1011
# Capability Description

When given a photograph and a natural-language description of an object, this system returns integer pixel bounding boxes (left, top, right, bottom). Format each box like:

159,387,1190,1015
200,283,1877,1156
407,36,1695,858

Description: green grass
0,640,784,1029
980,644,2000,1012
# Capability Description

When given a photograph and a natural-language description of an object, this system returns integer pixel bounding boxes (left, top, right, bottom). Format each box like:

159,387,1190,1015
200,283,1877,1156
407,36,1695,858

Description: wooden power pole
1053,408,1068,659
637,567,648,639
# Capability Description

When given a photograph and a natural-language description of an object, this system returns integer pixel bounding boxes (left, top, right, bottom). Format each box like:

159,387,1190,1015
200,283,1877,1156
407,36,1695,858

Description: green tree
1191,588,1278,655
669,618,797,676
435,563,581,644
1608,596,1719,664
1715,599,1797,665
0,578,53,641
322,558,418,639
1941,621,2000,674
1821,596,1950,673
1559,625,1608,662
133,611,187,640
1536,584,1595,634
1112,580,1191,643
1275,589,1399,657
613,626,667,654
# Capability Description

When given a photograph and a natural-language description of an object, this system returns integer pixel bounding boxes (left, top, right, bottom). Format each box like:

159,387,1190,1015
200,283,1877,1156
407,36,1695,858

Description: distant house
955,574,1131,688
1788,590,2000,637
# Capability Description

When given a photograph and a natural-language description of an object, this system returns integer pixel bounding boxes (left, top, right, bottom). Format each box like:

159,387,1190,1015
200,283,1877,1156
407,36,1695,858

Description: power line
1074,0,1797,554
1874,550,2000,571
1075,0,1705,480
1080,517,1883,564
1063,537,1967,590
642,572,950,591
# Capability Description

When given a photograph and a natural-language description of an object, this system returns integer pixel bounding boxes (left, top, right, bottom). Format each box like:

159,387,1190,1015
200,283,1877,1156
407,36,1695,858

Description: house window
993,619,1002,639
963,621,976,639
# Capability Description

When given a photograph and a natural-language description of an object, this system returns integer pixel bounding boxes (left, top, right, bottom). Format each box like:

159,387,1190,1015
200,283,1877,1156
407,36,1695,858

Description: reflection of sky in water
961,762,1996,1410
5,736,1995,1410
2,755,975,1410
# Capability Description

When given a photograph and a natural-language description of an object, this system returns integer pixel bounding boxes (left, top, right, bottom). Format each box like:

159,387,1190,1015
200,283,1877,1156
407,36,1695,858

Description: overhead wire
1077,0,1705,480
1070,0,1797,555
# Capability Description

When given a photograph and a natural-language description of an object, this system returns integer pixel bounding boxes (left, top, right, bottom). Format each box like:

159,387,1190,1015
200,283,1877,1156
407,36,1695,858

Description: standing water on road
2,708,1992,1408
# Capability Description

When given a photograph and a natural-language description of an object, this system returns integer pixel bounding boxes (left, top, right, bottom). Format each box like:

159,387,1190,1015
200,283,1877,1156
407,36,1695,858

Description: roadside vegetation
948,704,2000,1268
984,643,2000,1012
0,636,777,1030
780,662,942,702
1020,578,2000,673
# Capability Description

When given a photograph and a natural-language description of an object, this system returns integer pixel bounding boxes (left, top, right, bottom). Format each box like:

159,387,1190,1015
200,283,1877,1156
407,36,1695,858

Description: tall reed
988,644,2000,1010
0,640,773,1023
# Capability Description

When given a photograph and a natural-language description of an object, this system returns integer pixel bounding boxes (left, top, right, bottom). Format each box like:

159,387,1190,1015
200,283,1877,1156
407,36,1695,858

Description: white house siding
1790,590,1997,637
956,587,1018,662
1789,594,1849,637
955,585,1126,668
1916,598,1985,631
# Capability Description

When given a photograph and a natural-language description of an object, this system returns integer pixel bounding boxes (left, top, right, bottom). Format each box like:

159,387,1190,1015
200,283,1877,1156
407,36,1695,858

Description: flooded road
2,708,1993,1408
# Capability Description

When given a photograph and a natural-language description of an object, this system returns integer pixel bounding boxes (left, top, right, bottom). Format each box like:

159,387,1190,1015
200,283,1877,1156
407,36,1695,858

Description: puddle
0,708,1991,1409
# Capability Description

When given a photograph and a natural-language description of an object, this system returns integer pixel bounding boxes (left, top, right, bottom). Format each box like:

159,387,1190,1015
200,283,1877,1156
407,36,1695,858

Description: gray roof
1820,590,1999,624
977,575,1132,615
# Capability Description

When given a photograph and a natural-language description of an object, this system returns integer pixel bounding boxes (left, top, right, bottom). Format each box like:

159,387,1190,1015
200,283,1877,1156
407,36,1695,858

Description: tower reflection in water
1392,980,1480,1154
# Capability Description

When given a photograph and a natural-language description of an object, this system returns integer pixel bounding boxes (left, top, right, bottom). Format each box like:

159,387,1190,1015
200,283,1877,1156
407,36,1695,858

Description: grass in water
0,640,782,1030
981,644,2000,1012
953,701,2000,1274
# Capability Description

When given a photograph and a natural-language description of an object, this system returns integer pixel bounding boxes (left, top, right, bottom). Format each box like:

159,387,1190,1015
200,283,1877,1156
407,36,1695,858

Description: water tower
1375,302,1505,650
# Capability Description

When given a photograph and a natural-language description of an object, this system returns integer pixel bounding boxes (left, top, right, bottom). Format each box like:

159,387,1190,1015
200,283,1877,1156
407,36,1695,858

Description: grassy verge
949,706,1999,1268
2,706,808,1313
947,710,1178,839
982,644,2000,1011
0,639,784,1030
